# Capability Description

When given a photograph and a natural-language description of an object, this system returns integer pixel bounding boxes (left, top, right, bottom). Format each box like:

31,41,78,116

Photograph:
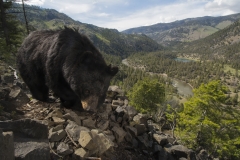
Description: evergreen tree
177,80,240,159
127,78,165,113
0,0,24,62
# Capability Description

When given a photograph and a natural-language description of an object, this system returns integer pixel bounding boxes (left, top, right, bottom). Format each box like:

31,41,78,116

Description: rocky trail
0,60,206,160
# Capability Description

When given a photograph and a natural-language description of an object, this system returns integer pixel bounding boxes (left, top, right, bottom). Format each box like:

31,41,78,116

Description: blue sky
25,0,240,31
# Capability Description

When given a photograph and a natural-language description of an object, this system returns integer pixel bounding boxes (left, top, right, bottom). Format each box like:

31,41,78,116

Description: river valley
122,59,193,97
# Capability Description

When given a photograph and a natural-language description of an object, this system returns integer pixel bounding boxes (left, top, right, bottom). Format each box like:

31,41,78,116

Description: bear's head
67,51,118,112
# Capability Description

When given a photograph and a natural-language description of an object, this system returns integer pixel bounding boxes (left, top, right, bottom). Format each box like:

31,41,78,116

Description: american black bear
17,27,118,111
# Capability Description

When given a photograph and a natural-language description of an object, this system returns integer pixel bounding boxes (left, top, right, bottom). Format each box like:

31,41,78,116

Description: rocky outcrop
0,61,199,160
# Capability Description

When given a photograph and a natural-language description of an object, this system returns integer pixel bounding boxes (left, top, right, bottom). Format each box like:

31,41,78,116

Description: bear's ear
106,64,118,76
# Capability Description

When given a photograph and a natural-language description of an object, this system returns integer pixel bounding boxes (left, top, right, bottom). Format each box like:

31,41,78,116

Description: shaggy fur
17,27,118,111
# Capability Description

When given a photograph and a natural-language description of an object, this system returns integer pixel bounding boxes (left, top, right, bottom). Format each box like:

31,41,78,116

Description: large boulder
0,130,14,160
166,145,197,160
0,119,50,160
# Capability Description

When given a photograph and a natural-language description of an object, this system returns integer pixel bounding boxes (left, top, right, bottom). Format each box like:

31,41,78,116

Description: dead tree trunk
21,0,29,34
0,0,10,45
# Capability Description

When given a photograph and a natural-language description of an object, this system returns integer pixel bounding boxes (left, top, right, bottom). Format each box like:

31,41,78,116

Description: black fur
17,27,118,111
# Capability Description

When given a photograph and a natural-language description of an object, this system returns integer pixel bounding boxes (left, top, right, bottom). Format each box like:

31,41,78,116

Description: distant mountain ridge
12,3,162,58
122,13,240,47
178,19,240,68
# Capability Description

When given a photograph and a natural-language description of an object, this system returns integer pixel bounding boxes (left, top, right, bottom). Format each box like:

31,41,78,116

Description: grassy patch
224,65,240,75
216,20,232,29
177,56,199,62
95,33,110,45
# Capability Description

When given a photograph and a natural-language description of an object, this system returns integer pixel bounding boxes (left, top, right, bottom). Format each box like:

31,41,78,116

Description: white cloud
100,1,207,31
96,13,110,17
24,0,240,31
58,3,92,14
205,0,240,13
25,0,45,5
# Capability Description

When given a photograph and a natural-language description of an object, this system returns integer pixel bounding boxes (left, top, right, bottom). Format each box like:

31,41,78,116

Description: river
122,59,193,97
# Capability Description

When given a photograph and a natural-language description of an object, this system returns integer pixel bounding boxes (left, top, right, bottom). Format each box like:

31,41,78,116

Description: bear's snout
81,96,98,112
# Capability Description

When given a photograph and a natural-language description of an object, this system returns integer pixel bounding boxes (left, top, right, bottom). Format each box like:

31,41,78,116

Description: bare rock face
0,119,50,160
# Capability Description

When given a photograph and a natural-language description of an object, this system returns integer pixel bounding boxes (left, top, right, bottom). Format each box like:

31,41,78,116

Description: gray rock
137,133,152,148
112,100,124,106
57,142,73,156
88,133,114,156
97,119,109,131
189,149,197,160
112,126,126,143
133,113,147,126
8,86,21,98
0,130,14,160
78,130,113,156
0,87,10,99
82,117,96,129
98,103,112,120
48,129,66,142
52,116,65,125
148,123,161,132
153,134,169,146
166,145,197,160
132,138,138,148
109,121,120,128
0,119,49,159
65,121,90,141
78,131,96,150
96,133,114,155
117,117,123,123
157,148,168,160
124,132,132,143
73,148,89,159
197,149,208,160
122,112,129,122
52,125,63,132
110,113,117,122
153,144,163,153
115,106,124,114
103,130,115,142
14,140,50,160
125,126,137,137
167,136,175,144
0,119,48,139
0,130,2,158
64,109,82,126
124,106,138,120
7,86,30,108
2,73,15,85
45,109,63,119
134,124,147,136
124,99,128,106
108,85,123,93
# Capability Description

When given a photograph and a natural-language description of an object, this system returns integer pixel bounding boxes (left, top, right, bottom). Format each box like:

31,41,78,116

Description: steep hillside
12,3,162,58
123,14,240,47
179,20,240,68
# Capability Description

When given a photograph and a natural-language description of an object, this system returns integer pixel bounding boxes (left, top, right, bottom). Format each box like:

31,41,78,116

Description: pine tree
127,78,165,113
0,0,24,62
177,80,240,159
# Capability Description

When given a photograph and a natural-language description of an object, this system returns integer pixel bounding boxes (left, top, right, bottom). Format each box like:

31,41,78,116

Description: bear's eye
84,90,90,96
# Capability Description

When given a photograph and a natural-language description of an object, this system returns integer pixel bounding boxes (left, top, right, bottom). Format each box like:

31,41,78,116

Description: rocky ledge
0,61,207,160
